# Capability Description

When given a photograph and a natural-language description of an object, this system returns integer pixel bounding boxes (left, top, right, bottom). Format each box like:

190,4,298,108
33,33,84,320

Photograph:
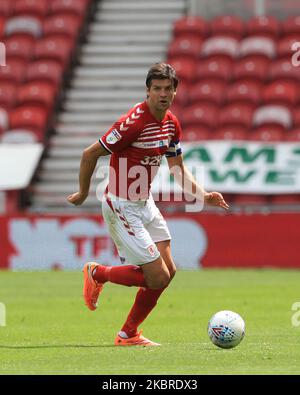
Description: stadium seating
245,16,281,39
201,36,239,60
16,81,57,112
233,57,270,82
226,80,262,105
262,81,299,107
281,16,300,36
0,82,17,109
25,60,64,89
14,0,50,19
4,15,43,38
239,36,276,60
195,57,233,82
218,103,255,129
277,35,300,58
248,128,284,142
34,36,74,67
285,129,300,141
189,80,226,105
43,14,82,40
210,15,245,39
9,105,49,139
173,16,209,38
167,36,203,60
181,103,218,129
3,35,35,62
167,57,197,83
269,59,300,82
183,126,211,142
212,126,248,140
49,0,90,18
252,105,292,130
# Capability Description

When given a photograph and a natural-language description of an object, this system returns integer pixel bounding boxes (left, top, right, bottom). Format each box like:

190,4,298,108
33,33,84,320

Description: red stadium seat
212,126,248,140
277,35,299,59
0,2,13,17
17,81,57,111
14,0,50,19
183,126,210,141
271,194,300,205
169,102,181,120
234,194,269,205
9,105,48,134
3,35,35,62
239,36,276,59
167,57,197,84
181,103,218,129
172,81,189,107
249,128,284,142
0,58,27,83
167,36,203,60
49,0,90,18
25,60,64,88
173,16,209,38
218,103,255,129
0,107,9,131
43,13,82,40
246,16,281,39
233,56,270,82
34,36,73,67
285,128,300,141
210,15,245,39
262,80,299,107
4,15,42,38
253,105,292,129
0,129,41,143
195,57,233,82
226,80,262,105
269,59,300,83
292,106,300,128
189,80,226,105
0,15,5,37
201,36,239,59
281,16,300,36
0,82,17,109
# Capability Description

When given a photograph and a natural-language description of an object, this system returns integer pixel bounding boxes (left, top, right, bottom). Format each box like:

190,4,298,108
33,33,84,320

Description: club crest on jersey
147,244,156,257
106,129,122,144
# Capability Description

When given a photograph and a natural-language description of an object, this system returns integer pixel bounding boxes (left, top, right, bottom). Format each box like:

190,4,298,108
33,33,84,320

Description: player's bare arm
167,154,229,210
68,141,110,206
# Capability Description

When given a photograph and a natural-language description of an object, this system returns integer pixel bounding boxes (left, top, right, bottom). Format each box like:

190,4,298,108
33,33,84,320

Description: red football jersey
99,101,182,200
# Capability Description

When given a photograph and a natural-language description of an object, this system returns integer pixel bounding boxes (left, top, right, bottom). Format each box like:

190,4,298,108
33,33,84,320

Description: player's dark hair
146,63,179,90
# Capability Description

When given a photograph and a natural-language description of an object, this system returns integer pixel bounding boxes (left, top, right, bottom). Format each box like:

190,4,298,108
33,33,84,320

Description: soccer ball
208,310,245,349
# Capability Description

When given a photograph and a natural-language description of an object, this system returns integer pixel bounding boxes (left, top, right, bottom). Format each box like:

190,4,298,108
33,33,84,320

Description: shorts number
140,155,162,166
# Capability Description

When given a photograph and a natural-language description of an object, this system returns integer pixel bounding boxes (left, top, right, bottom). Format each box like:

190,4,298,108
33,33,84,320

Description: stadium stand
1,0,300,212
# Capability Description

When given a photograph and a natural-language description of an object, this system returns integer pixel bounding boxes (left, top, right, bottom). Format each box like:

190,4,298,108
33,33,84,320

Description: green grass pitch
0,269,299,375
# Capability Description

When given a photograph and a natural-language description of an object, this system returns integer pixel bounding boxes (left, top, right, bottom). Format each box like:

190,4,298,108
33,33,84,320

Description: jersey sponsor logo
106,129,122,144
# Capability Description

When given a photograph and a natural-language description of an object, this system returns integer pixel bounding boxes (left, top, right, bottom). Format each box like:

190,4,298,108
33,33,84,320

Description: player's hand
67,191,88,206
204,192,229,210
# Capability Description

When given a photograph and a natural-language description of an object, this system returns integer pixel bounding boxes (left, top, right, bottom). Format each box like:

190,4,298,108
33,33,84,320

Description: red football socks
93,264,146,287
121,287,166,338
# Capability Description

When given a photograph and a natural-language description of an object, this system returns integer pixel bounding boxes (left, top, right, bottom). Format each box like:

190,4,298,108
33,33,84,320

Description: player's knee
146,271,170,289
169,266,176,281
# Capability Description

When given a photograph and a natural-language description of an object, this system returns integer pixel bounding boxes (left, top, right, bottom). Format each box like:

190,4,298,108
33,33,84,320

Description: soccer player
68,63,229,346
